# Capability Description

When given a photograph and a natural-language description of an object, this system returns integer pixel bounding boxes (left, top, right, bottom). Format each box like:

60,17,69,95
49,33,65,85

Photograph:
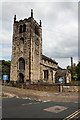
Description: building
10,9,71,84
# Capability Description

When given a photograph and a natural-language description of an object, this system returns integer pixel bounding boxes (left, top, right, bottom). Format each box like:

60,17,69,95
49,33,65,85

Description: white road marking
22,97,28,99
22,101,42,106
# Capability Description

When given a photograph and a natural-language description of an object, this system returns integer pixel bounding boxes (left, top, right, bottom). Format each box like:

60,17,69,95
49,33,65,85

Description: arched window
19,25,23,33
19,58,25,70
23,24,26,32
20,37,24,44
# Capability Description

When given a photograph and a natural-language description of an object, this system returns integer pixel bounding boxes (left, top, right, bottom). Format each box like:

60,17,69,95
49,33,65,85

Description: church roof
42,55,58,65
40,63,58,71
55,69,71,77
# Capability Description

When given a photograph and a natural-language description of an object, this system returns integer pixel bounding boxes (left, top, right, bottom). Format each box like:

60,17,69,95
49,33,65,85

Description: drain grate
44,105,68,113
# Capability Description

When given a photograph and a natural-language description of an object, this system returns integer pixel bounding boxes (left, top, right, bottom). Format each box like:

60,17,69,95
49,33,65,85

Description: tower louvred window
19,25,23,33
23,24,26,32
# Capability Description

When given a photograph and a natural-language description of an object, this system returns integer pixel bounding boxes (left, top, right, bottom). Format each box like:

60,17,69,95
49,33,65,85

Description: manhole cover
44,105,68,113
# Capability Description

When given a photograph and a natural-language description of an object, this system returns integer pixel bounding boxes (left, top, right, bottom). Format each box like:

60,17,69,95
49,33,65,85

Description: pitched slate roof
40,63,58,71
42,55,58,65
55,70,69,77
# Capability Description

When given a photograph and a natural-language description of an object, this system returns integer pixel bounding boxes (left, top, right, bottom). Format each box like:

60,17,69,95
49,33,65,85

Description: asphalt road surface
2,97,80,119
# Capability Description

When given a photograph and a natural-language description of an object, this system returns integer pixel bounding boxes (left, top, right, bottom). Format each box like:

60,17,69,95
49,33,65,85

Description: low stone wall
62,85,80,92
3,82,80,92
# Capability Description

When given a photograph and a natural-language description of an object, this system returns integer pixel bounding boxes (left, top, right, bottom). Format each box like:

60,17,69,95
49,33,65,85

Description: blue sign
59,78,63,83
3,75,8,80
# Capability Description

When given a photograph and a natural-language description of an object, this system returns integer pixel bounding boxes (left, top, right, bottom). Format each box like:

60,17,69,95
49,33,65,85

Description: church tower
10,9,42,83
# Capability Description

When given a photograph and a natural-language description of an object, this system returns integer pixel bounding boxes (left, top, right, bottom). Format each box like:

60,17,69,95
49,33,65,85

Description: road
2,97,80,119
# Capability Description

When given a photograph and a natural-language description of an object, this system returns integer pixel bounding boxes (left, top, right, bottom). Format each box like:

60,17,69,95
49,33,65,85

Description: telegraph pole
71,57,73,69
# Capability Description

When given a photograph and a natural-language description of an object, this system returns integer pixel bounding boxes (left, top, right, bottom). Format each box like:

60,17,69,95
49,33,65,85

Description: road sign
3,75,8,80
59,78,63,83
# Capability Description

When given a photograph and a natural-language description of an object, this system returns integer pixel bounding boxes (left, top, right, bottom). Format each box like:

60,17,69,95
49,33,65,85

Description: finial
40,20,42,27
14,15,16,23
31,9,33,18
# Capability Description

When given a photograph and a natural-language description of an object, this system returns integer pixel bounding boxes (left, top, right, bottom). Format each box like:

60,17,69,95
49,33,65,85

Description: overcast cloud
1,2,78,68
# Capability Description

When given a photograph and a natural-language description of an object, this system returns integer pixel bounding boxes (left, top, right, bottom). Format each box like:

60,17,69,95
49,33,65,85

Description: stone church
10,9,71,84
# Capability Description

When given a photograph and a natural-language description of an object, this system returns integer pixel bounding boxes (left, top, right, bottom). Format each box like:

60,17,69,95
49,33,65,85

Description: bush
5,82,13,87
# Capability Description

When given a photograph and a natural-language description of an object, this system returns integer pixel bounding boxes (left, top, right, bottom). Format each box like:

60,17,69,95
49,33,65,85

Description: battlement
14,9,42,28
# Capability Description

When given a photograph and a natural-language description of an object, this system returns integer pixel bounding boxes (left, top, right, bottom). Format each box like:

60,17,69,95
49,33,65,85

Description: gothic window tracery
19,58,25,70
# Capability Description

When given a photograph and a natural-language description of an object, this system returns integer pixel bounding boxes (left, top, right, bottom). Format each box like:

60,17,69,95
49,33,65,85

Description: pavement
2,86,80,102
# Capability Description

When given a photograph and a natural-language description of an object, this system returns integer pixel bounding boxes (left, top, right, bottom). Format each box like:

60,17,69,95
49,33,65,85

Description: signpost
59,77,63,92
3,75,8,83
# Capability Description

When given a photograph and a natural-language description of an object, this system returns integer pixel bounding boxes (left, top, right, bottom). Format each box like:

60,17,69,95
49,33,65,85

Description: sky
1,0,78,68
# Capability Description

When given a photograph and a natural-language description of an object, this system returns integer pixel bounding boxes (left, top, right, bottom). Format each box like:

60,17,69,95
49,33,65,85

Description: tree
67,62,80,81
75,62,80,80
0,60,11,80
